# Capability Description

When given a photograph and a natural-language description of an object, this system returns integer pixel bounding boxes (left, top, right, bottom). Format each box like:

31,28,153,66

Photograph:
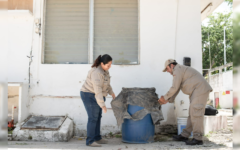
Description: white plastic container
177,117,192,137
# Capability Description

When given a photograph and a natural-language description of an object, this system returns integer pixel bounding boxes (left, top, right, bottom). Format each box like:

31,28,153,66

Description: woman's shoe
96,139,108,144
89,142,101,147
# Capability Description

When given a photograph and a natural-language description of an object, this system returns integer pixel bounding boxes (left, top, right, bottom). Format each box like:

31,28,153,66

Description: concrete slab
12,117,73,142
21,116,66,129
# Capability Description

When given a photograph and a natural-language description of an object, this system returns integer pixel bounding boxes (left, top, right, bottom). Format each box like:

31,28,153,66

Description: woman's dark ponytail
92,55,102,68
91,54,112,68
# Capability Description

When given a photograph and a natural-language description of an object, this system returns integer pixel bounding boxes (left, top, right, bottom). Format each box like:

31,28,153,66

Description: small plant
205,134,210,138
217,104,221,109
154,135,168,142
8,127,14,135
115,134,122,138
109,132,113,137
218,143,225,146
159,137,168,141
209,131,214,134
28,135,32,140
8,130,13,135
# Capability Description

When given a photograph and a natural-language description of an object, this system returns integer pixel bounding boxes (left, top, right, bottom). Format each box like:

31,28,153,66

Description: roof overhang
201,0,224,21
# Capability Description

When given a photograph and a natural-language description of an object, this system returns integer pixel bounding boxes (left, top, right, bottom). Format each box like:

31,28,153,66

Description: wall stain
8,95,19,98
31,95,80,99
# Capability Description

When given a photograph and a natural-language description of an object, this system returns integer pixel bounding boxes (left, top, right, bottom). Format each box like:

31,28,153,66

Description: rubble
155,124,178,135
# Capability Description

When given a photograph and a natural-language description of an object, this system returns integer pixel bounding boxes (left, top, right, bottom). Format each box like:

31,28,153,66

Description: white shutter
44,0,89,64
94,0,138,65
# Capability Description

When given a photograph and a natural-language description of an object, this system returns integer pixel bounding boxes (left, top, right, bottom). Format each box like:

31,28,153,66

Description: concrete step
227,117,233,126
13,117,73,142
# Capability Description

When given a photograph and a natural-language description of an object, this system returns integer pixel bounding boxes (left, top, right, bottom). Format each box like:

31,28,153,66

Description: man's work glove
158,96,169,105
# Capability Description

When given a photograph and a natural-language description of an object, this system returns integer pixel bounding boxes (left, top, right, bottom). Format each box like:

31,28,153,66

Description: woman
80,54,115,147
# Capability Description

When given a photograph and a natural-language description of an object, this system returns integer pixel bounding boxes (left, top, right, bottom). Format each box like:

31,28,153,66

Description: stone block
13,117,73,142
204,115,228,135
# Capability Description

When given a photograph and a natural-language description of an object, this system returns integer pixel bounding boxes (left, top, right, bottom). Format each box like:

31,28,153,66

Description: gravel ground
8,126,233,150
8,109,233,150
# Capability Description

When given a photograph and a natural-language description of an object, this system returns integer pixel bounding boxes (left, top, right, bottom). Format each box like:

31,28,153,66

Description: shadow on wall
162,104,177,125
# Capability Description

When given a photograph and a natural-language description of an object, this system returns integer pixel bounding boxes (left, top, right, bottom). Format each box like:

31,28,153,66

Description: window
43,0,139,65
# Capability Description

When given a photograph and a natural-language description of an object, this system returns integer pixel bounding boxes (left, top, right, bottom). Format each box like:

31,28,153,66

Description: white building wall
209,70,233,108
7,0,202,136
0,11,8,138
7,11,33,123
174,0,202,119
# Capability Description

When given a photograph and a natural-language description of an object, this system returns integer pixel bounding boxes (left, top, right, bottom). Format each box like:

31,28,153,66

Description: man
158,59,212,145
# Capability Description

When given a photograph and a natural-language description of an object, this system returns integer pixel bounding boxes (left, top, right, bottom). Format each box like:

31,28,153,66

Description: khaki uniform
164,64,212,140
81,66,114,108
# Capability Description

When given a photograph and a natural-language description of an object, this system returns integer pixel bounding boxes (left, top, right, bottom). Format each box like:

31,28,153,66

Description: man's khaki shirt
164,64,212,103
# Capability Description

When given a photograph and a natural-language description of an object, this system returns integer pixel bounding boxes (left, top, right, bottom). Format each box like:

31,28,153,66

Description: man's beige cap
163,59,176,72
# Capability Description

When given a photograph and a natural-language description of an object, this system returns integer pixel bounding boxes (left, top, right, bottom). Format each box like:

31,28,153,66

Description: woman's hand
102,106,107,113
112,93,116,100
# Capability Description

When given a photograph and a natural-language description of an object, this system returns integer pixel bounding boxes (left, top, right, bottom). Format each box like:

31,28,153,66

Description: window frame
41,0,140,65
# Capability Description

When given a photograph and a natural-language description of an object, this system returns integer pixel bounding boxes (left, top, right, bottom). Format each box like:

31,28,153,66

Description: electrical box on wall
183,57,191,66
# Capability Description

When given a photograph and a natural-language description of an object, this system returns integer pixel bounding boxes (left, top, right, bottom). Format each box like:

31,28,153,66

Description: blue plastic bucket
122,104,155,143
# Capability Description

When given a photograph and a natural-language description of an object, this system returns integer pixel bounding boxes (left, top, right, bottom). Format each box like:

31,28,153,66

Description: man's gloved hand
158,96,169,105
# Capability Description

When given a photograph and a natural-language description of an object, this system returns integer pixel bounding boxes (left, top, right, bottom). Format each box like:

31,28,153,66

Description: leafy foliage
202,12,233,71
233,13,240,67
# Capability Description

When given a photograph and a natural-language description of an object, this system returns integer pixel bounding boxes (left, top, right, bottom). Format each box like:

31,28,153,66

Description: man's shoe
173,134,188,141
89,142,101,147
96,139,108,144
185,138,203,145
